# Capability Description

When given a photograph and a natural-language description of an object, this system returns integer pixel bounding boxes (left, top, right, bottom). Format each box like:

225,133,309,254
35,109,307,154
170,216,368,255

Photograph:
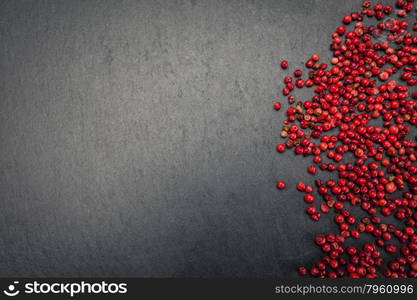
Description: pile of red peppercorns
274,0,417,278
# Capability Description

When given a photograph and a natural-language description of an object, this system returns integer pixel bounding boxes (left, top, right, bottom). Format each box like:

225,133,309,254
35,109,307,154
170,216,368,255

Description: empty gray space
0,0,371,277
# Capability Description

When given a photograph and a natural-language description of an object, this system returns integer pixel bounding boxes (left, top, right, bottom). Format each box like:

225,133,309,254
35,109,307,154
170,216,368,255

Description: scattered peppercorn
276,181,286,189
273,101,282,111
274,0,417,278
280,60,289,69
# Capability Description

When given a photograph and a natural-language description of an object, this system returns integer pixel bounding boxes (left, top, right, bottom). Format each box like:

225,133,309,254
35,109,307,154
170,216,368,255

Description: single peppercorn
276,181,286,190
308,165,317,175
294,69,302,77
273,101,282,111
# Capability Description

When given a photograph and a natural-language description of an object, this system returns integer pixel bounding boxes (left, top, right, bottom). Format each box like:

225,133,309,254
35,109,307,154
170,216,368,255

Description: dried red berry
385,182,397,193
276,144,285,153
342,15,352,24
294,69,302,77
276,181,286,189
297,266,308,275
308,165,317,175
273,101,282,111
273,0,417,278
297,182,306,191
304,193,315,203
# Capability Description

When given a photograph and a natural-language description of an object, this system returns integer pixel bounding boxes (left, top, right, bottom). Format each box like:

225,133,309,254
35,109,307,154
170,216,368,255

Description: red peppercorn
276,144,285,153
276,181,286,190
295,79,304,88
385,244,397,253
315,234,326,245
334,214,344,224
306,205,317,215
351,230,360,239
298,266,308,275
311,213,321,221
311,53,320,61
273,101,282,111
280,60,288,69
305,185,313,193
304,193,315,203
385,182,397,193
297,182,306,191
294,69,302,77
320,203,330,213
308,165,317,175
342,15,352,24
379,71,389,81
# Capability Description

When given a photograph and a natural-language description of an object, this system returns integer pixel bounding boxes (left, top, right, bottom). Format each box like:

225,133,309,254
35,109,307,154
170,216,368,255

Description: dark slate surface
0,0,370,277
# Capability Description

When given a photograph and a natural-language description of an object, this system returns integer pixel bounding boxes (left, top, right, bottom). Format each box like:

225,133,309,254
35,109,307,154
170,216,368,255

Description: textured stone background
0,0,367,277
